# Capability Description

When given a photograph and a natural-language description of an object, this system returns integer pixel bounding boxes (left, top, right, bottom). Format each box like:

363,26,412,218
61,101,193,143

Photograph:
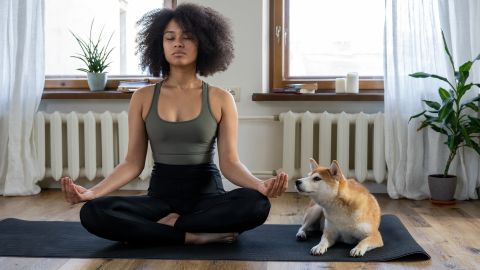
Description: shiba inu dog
295,159,383,257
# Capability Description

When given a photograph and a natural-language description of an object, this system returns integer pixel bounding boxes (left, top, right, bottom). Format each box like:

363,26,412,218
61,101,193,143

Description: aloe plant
409,31,480,177
70,20,114,73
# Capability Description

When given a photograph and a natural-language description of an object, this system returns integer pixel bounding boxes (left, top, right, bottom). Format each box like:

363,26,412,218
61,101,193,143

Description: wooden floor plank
1,189,479,270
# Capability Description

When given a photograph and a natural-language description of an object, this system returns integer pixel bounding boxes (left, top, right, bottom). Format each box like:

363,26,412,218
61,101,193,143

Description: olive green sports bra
145,81,218,165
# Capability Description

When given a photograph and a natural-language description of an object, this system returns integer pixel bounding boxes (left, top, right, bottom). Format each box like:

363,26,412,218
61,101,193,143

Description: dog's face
295,159,343,200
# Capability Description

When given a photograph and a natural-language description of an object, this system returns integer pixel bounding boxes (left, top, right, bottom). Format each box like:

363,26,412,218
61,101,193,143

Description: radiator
279,111,386,185
33,111,153,181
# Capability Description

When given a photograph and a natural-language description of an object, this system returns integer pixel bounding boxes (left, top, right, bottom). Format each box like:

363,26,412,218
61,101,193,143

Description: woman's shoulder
129,84,157,119
133,84,156,97
130,84,157,103
207,85,233,102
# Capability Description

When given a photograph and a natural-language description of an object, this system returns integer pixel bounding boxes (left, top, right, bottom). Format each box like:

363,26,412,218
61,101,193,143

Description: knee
253,191,271,222
79,197,110,231
79,200,97,231
239,188,271,223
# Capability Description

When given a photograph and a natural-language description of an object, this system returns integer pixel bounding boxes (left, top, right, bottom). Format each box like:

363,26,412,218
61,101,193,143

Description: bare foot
185,232,239,245
157,213,180,227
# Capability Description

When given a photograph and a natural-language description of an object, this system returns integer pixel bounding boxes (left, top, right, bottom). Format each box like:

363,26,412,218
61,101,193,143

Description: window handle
275,26,282,43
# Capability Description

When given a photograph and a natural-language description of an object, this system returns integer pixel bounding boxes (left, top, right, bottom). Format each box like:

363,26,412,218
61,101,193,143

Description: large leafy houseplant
409,31,480,179
70,20,114,91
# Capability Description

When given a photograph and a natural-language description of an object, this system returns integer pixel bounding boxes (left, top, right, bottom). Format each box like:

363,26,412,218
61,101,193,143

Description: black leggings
79,162,271,244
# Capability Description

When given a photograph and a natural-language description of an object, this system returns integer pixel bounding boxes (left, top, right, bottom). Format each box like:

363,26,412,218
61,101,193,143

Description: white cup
346,72,359,93
335,78,346,93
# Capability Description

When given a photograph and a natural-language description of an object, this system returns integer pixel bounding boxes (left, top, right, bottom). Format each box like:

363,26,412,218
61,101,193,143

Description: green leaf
447,135,456,150
430,124,448,135
465,103,479,112
441,30,456,73
423,100,441,110
468,116,480,130
467,123,480,134
438,100,454,121
467,140,480,156
459,61,473,73
409,110,426,122
460,126,473,147
438,87,450,101
431,75,455,89
409,72,455,90
417,121,431,131
409,72,431,78
445,110,455,125
475,53,480,62
458,83,474,100
424,114,437,123
458,61,473,88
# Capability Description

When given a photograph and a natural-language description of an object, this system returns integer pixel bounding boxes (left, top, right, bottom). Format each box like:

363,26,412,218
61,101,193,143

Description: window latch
275,26,282,43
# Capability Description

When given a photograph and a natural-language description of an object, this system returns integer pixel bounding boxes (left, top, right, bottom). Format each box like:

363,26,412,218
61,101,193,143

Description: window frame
43,0,176,95
269,0,384,91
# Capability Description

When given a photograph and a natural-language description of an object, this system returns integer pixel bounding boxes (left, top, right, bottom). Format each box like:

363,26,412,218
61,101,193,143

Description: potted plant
70,21,114,91
409,31,480,204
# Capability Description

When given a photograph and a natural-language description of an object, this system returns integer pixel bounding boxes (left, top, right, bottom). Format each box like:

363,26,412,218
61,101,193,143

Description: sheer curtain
385,0,480,200
0,0,45,195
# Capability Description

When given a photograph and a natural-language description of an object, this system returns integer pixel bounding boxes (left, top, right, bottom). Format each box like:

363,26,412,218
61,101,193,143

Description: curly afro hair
136,3,234,77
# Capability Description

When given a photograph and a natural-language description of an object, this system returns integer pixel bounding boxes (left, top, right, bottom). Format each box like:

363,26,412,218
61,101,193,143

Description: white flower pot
87,72,108,91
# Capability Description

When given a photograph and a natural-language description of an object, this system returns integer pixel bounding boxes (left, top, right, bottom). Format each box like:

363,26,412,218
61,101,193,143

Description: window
45,0,174,77
270,0,384,90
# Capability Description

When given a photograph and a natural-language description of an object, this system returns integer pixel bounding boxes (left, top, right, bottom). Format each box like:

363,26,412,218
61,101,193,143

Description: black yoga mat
0,214,429,262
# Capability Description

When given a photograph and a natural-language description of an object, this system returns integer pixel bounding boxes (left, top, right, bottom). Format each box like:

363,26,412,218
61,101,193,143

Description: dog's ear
309,158,319,171
329,160,342,179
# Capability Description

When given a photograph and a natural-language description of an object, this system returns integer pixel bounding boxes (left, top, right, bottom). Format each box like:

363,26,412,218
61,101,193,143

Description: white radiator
279,111,386,184
33,111,153,181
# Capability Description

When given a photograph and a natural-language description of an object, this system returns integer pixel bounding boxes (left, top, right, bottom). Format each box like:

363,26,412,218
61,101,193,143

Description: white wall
39,0,384,190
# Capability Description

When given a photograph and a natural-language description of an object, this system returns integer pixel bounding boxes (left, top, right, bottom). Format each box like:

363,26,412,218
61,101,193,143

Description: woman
61,3,288,245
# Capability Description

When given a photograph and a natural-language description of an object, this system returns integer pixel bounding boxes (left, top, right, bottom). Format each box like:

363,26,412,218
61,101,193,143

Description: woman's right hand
60,177,96,204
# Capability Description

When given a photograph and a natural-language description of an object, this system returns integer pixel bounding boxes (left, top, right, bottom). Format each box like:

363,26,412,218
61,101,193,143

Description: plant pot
87,72,108,91
428,174,457,204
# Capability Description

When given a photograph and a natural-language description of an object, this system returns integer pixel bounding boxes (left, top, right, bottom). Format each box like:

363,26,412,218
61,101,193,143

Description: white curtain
0,0,45,195
385,0,480,200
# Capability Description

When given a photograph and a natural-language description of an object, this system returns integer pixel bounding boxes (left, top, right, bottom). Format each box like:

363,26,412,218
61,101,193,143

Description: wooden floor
1,190,480,270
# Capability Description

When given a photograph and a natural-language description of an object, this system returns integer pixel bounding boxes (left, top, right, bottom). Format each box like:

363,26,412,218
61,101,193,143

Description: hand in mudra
258,172,288,198
60,177,95,204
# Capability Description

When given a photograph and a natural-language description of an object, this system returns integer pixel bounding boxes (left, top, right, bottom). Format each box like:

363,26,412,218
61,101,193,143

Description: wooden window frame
269,0,384,92
42,0,176,99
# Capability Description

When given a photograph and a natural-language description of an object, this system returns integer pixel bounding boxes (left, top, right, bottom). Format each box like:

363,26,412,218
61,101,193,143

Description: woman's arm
215,88,288,197
61,86,151,203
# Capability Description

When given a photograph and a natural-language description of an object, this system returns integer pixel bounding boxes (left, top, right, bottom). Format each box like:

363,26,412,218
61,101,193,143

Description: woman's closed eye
164,35,175,41
164,35,193,41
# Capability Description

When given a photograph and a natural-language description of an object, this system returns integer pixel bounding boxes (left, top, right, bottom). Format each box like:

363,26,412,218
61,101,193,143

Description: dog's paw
296,230,307,241
350,245,367,257
310,242,328,256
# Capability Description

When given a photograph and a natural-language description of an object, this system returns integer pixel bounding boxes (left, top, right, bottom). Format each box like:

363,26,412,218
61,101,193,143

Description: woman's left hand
257,172,288,198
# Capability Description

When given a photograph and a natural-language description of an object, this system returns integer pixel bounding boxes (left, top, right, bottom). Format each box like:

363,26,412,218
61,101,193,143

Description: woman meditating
61,3,288,245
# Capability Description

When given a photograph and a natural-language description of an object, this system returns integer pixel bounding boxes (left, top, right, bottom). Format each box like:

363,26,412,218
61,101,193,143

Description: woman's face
163,19,198,68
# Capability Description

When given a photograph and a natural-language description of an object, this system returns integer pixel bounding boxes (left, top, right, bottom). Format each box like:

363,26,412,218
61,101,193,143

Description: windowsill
42,89,384,101
41,77,161,99
252,90,384,101
42,88,134,99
